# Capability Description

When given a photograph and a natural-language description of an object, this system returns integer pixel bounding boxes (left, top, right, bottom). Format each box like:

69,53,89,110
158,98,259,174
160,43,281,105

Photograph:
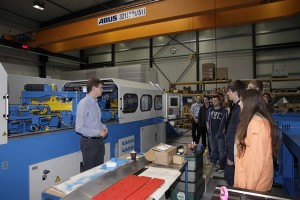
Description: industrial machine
272,113,300,198
163,92,184,137
0,62,168,200
163,92,182,120
8,84,85,136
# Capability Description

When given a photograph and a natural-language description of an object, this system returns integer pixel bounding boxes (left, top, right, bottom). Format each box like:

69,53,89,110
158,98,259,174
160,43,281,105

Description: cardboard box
183,86,191,94
202,63,215,68
144,143,177,166
173,154,184,164
216,67,228,80
202,77,214,81
203,149,209,165
183,143,197,155
202,63,215,80
203,164,213,191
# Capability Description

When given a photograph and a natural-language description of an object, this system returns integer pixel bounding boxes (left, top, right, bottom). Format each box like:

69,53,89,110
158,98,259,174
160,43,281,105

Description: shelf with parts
171,77,300,97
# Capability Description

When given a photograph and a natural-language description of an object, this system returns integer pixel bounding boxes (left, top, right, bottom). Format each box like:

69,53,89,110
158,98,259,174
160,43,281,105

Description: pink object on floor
220,186,228,200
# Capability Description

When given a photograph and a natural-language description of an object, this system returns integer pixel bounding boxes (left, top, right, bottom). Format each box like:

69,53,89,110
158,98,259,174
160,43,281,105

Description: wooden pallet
202,78,214,81
216,78,228,80
183,123,192,129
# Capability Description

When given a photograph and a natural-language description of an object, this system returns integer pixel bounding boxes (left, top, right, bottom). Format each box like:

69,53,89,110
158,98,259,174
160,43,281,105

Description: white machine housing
102,78,164,124
163,93,183,121
0,62,8,144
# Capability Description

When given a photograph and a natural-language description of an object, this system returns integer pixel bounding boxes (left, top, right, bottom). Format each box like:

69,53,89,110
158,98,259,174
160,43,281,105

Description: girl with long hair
234,89,278,192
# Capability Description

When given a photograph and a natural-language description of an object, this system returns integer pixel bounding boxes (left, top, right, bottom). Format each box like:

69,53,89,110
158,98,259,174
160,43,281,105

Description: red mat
126,178,165,200
92,175,164,200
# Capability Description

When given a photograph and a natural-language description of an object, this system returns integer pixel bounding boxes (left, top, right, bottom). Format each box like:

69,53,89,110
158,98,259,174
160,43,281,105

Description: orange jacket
234,115,273,192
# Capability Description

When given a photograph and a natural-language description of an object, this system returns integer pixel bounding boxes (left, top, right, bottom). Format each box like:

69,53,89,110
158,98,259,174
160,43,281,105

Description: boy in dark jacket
225,80,246,186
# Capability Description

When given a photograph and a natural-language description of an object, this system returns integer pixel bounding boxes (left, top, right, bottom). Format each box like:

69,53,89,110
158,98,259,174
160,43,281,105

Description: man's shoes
209,161,216,166
212,163,219,167
214,167,224,173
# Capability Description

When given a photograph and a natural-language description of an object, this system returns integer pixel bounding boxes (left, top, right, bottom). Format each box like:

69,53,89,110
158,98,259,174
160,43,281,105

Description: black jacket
226,101,240,162
198,104,211,127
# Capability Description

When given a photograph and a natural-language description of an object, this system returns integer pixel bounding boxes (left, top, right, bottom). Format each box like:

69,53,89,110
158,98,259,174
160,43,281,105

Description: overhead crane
4,0,300,53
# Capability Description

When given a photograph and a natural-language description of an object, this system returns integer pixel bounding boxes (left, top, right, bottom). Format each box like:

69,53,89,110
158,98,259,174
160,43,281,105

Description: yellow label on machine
55,176,61,183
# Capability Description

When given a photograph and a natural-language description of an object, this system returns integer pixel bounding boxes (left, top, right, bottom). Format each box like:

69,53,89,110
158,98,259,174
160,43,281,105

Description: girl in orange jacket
234,89,278,192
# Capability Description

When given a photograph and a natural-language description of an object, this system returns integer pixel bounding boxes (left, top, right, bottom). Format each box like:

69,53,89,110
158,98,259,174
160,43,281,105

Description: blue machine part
272,113,300,198
59,111,74,127
8,104,53,135
8,83,120,135
101,110,113,122
22,93,82,116
274,112,300,131
8,85,86,136
8,104,73,136
97,91,118,122
281,128,300,198
98,95,107,110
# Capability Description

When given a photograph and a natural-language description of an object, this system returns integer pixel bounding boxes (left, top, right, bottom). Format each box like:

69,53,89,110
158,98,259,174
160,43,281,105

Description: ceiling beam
24,0,262,47
41,0,137,28
41,14,215,52
217,0,300,27
40,0,300,53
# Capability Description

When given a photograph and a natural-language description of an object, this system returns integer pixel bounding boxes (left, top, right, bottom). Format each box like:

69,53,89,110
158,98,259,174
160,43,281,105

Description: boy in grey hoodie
207,95,228,171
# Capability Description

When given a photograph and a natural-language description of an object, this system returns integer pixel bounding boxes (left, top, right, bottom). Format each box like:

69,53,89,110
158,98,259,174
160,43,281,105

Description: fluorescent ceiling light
33,0,45,10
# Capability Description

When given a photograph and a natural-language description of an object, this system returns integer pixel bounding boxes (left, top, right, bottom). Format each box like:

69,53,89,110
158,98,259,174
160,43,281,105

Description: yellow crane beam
40,0,300,53
25,0,262,48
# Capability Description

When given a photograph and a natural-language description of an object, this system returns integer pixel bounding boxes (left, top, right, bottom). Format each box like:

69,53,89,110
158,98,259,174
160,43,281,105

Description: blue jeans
209,134,225,168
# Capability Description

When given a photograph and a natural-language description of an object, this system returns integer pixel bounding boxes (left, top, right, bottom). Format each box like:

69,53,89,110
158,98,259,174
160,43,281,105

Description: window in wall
154,95,163,110
140,94,152,112
123,93,138,113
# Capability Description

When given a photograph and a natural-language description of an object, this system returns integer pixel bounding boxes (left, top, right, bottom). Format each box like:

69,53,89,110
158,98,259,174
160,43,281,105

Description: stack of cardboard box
183,86,191,94
182,105,191,128
202,63,215,80
216,67,228,80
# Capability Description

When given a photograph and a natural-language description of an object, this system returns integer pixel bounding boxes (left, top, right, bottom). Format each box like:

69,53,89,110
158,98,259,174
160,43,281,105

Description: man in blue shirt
75,78,108,172
190,96,203,144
